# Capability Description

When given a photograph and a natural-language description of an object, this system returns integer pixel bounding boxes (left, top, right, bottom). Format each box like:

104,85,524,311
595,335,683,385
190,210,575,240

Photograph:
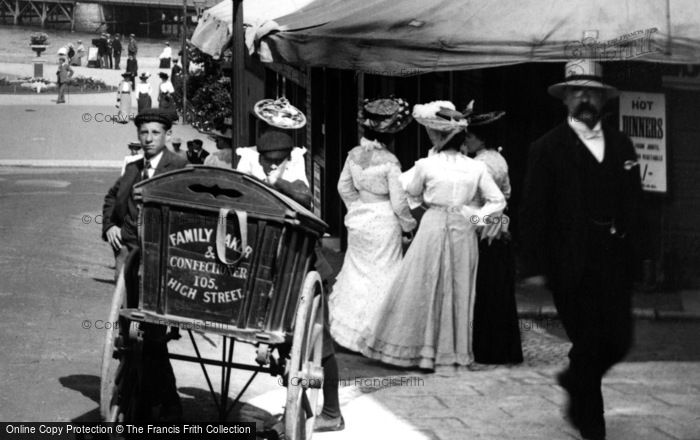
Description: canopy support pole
232,0,246,155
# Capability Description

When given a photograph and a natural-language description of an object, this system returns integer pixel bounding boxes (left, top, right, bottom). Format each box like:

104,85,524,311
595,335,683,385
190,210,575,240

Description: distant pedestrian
67,44,75,62
170,59,182,79
127,34,138,58
170,137,187,159
462,109,523,366
99,33,110,69
203,126,233,168
116,72,133,124
56,49,74,104
159,42,172,69
136,72,152,112
126,55,138,91
95,34,106,68
519,59,641,440
72,40,85,66
157,72,177,121
112,34,122,70
121,142,143,176
106,34,114,69
186,139,209,164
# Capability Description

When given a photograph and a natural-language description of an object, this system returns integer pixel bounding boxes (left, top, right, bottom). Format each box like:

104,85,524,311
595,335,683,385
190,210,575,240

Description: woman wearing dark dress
463,110,523,365
126,55,138,91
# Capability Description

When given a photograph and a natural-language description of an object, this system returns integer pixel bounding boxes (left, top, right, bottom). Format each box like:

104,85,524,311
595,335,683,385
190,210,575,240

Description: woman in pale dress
136,72,152,113
204,126,234,168
359,101,506,370
329,97,417,352
116,72,132,124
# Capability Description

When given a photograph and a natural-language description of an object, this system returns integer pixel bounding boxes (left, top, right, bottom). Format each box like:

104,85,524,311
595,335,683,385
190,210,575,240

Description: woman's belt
358,192,390,203
427,204,462,213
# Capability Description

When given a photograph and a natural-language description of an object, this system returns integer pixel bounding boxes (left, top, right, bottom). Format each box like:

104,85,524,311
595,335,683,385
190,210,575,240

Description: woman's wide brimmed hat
139,72,150,80
413,100,469,150
210,126,233,140
357,97,412,134
468,110,506,127
413,100,469,132
158,72,169,80
254,98,306,129
548,59,619,99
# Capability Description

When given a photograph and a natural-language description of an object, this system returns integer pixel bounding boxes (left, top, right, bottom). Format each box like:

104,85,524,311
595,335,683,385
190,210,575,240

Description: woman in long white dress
329,97,416,352
359,101,506,369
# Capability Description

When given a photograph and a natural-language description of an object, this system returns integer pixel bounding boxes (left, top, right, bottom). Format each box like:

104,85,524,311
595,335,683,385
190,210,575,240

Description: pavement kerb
0,160,122,168
517,306,700,321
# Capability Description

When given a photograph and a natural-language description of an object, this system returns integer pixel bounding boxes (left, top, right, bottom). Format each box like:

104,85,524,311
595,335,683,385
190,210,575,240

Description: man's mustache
574,102,599,119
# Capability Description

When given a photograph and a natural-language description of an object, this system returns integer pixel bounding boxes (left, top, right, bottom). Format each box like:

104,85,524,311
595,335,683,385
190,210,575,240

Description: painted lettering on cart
167,277,197,299
166,277,245,303
168,227,254,258
168,256,248,279
203,289,244,303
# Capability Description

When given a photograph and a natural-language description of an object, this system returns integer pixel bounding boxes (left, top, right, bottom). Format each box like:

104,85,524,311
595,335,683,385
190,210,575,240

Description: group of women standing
116,71,177,123
329,97,523,370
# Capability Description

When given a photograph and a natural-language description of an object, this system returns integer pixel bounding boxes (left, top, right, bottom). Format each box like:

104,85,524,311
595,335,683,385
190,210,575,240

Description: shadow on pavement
546,320,700,362
60,374,102,422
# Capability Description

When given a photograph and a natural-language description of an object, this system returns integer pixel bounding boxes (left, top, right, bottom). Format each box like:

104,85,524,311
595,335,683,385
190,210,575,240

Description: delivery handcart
100,167,328,439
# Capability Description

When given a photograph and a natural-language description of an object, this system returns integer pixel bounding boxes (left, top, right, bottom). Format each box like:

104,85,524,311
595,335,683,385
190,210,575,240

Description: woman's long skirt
138,92,152,113
359,208,479,370
117,91,131,124
329,201,403,352
472,235,524,364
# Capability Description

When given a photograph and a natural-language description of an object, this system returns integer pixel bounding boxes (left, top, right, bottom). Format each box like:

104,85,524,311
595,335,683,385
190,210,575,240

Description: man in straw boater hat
236,98,345,432
519,60,641,440
102,108,188,421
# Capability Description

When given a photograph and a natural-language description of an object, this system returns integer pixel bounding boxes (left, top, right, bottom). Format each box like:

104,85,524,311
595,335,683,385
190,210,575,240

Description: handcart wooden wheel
100,267,147,425
285,271,324,440
100,269,127,423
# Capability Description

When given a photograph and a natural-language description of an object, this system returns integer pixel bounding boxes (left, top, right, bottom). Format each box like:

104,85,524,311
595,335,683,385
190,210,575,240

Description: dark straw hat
358,97,412,134
257,129,294,152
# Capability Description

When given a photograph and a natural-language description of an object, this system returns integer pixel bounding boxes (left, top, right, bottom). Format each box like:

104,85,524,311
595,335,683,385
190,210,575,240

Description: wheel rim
100,270,126,421
285,271,324,440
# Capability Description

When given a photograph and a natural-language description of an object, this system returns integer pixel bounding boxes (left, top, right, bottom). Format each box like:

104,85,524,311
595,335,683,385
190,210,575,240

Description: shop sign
619,92,667,192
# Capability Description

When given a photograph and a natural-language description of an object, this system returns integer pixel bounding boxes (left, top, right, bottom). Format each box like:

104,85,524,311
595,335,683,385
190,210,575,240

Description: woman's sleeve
387,163,417,232
337,157,359,209
404,159,426,197
470,165,506,224
286,147,310,187
235,147,255,176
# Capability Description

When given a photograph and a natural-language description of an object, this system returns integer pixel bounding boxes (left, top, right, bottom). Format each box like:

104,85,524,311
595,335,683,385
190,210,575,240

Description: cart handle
216,208,248,267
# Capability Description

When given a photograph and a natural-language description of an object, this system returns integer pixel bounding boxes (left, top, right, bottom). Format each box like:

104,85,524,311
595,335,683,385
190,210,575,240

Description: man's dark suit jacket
102,149,188,245
519,121,642,295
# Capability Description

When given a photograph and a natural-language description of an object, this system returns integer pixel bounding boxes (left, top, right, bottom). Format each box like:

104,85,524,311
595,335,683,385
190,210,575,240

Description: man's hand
521,275,547,287
106,225,122,250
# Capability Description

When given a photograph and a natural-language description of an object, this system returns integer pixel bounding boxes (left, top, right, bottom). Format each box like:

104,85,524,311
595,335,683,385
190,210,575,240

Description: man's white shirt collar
568,117,605,162
144,150,164,178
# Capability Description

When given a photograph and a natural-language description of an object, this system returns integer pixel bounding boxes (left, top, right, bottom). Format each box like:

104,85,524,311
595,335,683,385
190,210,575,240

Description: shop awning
190,0,314,58
252,0,700,74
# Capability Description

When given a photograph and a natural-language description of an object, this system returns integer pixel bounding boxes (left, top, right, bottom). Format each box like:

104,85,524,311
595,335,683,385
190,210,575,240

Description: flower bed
0,74,116,94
